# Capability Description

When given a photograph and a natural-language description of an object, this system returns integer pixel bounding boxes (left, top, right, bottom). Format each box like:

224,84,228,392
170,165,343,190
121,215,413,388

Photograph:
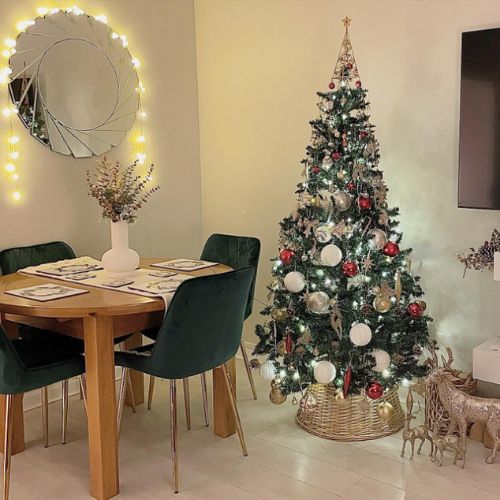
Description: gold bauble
377,401,394,421
272,308,289,322
276,340,287,356
269,387,287,405
373,296,392,313
336,170,346,180
418,300,427,312
333,389,345,401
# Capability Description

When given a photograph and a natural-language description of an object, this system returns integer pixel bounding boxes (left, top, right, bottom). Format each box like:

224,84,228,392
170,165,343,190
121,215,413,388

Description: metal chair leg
239,340,257,400
41,387,49,448
170,380,179,493
61,380,69,445
221,364,248,456
3,394,13,500
183,379,191,431
117,367,129,435
200,373,209,427
79,376,88,416
126,372,136,414
147,376,155,410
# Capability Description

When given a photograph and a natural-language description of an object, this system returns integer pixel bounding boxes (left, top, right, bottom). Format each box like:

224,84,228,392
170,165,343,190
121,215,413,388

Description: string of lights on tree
0,5,148,202
253,18,434,410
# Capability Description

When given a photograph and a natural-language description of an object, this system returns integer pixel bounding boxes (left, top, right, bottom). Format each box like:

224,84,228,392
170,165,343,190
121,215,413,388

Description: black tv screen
459,27,500,209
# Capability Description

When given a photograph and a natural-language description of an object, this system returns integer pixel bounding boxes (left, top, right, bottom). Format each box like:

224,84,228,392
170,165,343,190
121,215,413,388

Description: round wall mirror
8,11,139,158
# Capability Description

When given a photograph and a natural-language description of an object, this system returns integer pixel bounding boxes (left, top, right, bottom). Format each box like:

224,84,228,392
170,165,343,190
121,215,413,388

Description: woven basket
296,384,405,441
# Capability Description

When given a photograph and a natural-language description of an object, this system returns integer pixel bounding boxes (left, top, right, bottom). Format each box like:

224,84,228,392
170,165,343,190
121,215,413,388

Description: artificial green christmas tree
254,18,433,414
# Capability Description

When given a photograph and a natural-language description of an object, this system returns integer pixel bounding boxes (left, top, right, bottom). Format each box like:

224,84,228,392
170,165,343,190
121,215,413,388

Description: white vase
101,221,140,278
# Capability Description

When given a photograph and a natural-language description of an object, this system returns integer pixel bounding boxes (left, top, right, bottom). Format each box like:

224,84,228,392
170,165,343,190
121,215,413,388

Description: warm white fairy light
37,7,49,16
8,135,19,144
95,14,108,23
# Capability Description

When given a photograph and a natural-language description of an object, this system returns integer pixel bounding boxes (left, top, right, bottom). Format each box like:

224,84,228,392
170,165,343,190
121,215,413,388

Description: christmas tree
254,18,433,402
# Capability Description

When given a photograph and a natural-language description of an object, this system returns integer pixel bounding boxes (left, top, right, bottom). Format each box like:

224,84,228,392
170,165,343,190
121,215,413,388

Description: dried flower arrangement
86,156,160,223
457,229,500,276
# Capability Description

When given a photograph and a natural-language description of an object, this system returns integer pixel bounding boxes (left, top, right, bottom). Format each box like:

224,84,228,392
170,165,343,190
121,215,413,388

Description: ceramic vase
101,221,139,278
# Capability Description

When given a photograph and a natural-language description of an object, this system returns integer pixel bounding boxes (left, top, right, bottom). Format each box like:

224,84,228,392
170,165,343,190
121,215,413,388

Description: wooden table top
0,258,230,318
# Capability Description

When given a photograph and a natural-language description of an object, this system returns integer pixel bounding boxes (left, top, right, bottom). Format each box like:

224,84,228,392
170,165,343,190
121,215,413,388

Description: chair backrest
200,234,260,319
147,268,254,379
0,326,28,394
0,241,76,275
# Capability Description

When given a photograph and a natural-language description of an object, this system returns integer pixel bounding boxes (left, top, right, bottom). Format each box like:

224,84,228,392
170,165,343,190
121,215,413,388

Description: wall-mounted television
458,27,500,209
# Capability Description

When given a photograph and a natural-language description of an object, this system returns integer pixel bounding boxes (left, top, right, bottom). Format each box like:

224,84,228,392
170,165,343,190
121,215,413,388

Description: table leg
84,316,119,500
213,357,236,438
122,333,144,407
0,316,24,455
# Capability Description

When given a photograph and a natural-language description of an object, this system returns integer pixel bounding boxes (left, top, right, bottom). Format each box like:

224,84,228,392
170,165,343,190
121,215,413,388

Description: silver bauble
332,190,352,212
306,291,330,314
315,224,332,243
368,228,388,250
284,271,306,293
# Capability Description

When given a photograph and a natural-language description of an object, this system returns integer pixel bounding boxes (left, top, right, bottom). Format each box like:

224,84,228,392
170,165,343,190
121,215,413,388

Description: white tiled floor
11,361,500,499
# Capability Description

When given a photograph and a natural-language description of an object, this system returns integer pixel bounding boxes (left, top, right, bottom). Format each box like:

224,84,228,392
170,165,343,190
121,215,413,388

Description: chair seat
115,343,156,376
142,328,159,342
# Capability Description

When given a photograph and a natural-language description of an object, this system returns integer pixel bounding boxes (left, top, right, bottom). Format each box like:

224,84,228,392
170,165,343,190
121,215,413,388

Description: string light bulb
36,7,49,16
137,135,146,143
5,163,15,172
95,14,107,23
11,173,19,181
4,38,16,49
12,190,21,201
8,135,19,144
9,151,19,160
131,58,140,68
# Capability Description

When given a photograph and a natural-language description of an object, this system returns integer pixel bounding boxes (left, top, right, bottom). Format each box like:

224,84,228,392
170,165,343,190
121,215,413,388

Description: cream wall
195,0,500,370
0,0,202,262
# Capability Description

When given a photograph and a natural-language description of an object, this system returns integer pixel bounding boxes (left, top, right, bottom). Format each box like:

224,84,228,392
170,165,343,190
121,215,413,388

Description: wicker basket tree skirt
296,384,405,441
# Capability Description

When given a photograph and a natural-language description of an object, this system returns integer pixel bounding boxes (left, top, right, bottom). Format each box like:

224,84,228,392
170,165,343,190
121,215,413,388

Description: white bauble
306,291,330,314
259,360,276,381
284,271,306,293
322,155,333,169
371,349,391,373
349,323,372,346
332,190,352,212
368,229,388,250
315,224,332,243
314,360,337,384
320,244,342,267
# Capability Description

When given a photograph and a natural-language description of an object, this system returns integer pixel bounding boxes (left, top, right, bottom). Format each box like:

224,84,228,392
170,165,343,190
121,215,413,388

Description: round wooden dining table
0,258,237,500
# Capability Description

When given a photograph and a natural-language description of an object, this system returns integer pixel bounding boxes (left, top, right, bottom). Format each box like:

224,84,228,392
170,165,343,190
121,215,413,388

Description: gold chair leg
147,376,155,410
221,364,248,456
200,373,209,427
117,367,129,435
41,387,49,448
170,380,179,493
79,376,88,416
126,372,137,414
183,379,191,431
61,380,69,445
240,340,257,400
3,394,13,500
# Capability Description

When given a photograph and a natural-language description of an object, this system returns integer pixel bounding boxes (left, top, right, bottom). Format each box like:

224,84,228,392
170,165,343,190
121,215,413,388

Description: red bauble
355,80,362,88
383,241,400,257
328,82,335,89
359,131,368,139
367,381,384,400
342,261,358,277
279,249,294,265
311,166,320,174
332,151,341,161
358,195,372,210
343,365,353,398
347,182,356,192
407,302,423,318
346,63,353,70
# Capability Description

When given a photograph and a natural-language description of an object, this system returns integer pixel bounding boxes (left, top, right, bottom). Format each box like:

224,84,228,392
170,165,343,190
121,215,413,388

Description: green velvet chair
146,234,261,422
116,268,254,493
0,241,136,445
0,324,85,500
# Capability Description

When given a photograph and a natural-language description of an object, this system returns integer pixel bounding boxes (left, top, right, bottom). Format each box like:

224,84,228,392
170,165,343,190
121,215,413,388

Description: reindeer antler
405,388,414,416
427,345,439,369
441,347,454,370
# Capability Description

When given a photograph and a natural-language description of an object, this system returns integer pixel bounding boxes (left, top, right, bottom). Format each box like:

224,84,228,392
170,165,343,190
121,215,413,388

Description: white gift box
473,337,500,384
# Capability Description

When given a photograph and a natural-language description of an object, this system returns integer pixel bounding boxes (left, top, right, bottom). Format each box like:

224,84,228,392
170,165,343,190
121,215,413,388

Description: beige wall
0,0,202,261
195,0,500,370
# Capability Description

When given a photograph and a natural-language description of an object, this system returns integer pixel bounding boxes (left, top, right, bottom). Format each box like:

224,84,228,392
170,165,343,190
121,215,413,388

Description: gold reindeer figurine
401,388,433,458
427,367,500,465
431,410,465,467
